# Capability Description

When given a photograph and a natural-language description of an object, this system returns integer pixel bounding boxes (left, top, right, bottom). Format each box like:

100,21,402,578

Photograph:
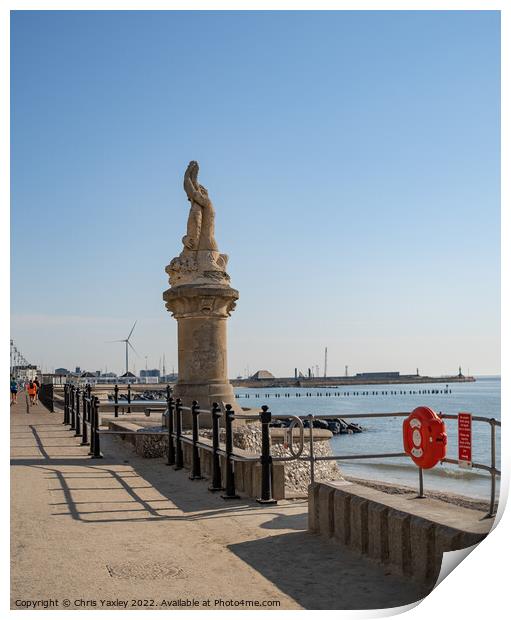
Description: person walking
10,376,18,405
27,380,37,406
33,377,40,403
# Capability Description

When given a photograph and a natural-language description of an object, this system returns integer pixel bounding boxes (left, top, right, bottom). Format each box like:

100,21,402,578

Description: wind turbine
107,321,139,375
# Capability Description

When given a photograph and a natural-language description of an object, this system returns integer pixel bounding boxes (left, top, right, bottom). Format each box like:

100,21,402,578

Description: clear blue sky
10,10,500,377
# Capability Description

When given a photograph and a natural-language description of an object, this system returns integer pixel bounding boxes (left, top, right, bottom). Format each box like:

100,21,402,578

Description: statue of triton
163,161,240,417
166,161,230,287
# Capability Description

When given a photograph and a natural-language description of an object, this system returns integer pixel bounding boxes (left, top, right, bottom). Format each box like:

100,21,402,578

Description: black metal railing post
114,384,119,418
222,404,240,500
74,387,82,437
127,383,131,414
89,391,96,456
63,384,69,425
91,396,102,459
209,402,223,492
257,405,277,504
70,386,76,431
166,391,175,466
189,401,203,480
81,389,89,446
174,398,184,470
62,383,69,424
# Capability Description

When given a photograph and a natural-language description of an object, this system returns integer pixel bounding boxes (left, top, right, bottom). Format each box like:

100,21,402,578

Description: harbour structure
232,370,475,388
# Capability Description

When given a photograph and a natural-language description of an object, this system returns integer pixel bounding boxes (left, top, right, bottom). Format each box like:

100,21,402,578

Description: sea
234,376,501,501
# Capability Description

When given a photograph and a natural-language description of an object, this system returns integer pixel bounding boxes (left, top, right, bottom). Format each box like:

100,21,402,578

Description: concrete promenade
11,399,431,610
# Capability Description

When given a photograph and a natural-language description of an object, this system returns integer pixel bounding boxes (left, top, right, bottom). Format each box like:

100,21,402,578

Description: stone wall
309,480,493,585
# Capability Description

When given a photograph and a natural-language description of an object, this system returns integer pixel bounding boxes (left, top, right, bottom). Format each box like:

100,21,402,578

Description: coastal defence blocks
309,481,493,585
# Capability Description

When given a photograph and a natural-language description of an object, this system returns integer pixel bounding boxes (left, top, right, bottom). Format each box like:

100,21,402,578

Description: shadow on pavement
228,532,431,609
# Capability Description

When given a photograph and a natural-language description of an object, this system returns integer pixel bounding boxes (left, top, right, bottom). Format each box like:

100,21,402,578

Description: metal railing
62,384,305,504
61,385,500,516
294,412,500,519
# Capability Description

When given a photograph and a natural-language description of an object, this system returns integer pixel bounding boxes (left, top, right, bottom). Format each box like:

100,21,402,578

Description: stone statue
163,161,240,416
182,160,218,252
165,161,230,287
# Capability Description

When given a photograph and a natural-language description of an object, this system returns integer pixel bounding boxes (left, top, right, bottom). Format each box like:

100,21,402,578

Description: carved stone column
163,284,240,415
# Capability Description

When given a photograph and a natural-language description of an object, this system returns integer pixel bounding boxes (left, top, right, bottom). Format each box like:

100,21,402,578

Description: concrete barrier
309,480,494,585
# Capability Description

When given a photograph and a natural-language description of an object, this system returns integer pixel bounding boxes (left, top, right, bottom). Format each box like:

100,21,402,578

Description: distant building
13,365,38,382
250,369,275,380
55,367,70,375
140,369,161,378
119,371,137,384
75,367,81,374
161,373,178,383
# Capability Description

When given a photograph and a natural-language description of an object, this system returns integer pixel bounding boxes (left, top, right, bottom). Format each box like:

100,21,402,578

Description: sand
344,476,493,513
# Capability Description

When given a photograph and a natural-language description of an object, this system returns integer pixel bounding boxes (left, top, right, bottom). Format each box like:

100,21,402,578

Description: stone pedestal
163,284,241,417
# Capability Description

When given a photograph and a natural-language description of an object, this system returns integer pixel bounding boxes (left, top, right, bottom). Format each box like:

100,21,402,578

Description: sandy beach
344,476,494,513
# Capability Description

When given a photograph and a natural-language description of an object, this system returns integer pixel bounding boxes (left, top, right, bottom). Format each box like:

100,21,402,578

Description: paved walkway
10,399,429,610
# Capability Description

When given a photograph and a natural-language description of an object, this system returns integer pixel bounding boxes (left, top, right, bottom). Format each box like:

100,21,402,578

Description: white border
3,2,508,618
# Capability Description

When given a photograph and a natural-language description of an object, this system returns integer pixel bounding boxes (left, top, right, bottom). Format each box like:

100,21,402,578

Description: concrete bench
309,480,494,585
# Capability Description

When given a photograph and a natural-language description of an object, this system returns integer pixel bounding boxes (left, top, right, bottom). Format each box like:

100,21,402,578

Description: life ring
403,406,447,469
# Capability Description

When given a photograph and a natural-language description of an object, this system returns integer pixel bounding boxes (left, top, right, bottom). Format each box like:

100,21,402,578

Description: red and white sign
458,412,472,468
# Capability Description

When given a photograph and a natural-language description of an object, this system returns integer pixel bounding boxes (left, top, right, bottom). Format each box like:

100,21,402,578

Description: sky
10,10,500,378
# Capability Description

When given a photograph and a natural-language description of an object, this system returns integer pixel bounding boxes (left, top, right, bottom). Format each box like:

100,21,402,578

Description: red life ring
403,406,447,469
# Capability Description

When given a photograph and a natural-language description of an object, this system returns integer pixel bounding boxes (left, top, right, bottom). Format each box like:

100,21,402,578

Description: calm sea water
234,376,501,500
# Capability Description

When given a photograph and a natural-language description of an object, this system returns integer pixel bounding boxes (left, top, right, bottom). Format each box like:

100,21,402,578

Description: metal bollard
222,404,240,500
91,396,102,459
257,405,277,504
166,392,175,467
209,402,223,492
81,390,89,446
70,386,76,430
174,398,184,470
114,384,119,418
189,401,203,480
74,388,82,437
127,383,131,414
